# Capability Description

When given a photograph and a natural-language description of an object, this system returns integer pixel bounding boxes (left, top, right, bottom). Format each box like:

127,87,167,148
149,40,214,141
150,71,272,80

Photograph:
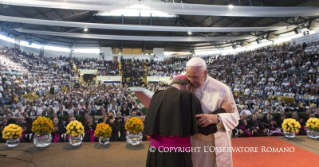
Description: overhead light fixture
83,28,88,32
229,5,234,8
188,31,192,35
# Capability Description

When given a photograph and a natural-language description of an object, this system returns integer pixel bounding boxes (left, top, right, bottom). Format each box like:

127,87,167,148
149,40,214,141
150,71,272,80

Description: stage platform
0,142,148,167
232,136,319,167
0,136,318,167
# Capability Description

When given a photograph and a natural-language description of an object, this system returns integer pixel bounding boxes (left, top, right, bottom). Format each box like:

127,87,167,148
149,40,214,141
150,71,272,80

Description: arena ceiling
0,0,319,52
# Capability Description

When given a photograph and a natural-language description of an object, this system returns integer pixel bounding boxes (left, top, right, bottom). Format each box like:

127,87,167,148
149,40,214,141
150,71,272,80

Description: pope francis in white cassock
186,57,240,167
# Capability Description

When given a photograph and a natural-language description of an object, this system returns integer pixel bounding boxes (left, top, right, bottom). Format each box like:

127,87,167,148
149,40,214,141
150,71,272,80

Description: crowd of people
0,85,146,142
1,40,319,141
143,41,319,138
146,57,188,77
233,100,319,137
147,82,170,91
0,45,78,106
73,57,119,76
0,44,146,142
120,58,146,87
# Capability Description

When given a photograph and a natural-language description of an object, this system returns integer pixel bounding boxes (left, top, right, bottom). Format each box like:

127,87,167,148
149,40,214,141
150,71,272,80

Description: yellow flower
306,123,310,128
66,121,84,136
94,123,112,137
125,117,143,133
71,132,77,136
32,116,54,134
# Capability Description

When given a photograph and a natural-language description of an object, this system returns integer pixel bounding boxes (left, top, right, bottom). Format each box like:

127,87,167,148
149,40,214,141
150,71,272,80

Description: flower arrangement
282,118,301,133
66,120,85,137
2,124,23,139
125,117,144,133
94,123,112,138
306,118,319,131
32,116,54,134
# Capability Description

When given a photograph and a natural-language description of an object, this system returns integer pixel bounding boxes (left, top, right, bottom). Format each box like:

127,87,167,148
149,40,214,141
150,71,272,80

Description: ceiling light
229,5,234,8
188,31,192,35
83,28,88,32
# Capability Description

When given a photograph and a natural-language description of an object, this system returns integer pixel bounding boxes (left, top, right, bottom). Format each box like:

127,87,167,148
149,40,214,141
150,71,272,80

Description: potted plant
32,116,54,147
66,120,85,146
94,123,112,145
305,118,319,139
125,117,144,145
281,118,301,139
2,124,23,147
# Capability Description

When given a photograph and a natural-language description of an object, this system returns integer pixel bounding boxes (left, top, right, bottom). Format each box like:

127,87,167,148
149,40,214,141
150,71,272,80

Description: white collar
172,85,181,90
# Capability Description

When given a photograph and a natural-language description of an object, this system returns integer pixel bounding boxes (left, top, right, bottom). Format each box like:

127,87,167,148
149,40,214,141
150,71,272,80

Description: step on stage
0,136,318,167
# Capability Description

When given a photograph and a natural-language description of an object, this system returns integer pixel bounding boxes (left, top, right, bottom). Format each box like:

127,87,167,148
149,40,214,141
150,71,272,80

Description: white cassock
191,76,239,167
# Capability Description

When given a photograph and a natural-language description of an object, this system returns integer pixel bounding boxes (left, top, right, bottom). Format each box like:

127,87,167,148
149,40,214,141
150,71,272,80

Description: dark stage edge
276,136,319,155
0,142,149,167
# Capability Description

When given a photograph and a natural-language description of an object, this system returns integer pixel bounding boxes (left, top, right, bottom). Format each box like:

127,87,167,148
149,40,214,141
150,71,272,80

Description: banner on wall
291,32,319,45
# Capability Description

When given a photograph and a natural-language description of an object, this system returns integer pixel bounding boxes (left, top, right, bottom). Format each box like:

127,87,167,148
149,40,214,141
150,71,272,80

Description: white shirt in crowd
35,106,44,115
240,109,252,116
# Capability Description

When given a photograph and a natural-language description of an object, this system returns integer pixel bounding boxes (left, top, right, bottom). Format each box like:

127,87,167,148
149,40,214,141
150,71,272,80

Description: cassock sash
150,135,191,151
269,126,282,136
54,132,60,142
239,125,253,137
85,129,95,142
19,132,26,142
301,125,307,132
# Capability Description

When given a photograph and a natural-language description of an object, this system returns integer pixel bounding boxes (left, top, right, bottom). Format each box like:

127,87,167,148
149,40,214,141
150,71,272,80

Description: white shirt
67,108,74,114
12,109,23,117
108,104,118,111
36,106,44,114
240,109,252,116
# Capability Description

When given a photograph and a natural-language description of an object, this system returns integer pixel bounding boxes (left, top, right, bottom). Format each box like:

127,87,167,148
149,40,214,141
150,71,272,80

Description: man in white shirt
186,57,239,167
240,105,252,116
35,103,44,115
